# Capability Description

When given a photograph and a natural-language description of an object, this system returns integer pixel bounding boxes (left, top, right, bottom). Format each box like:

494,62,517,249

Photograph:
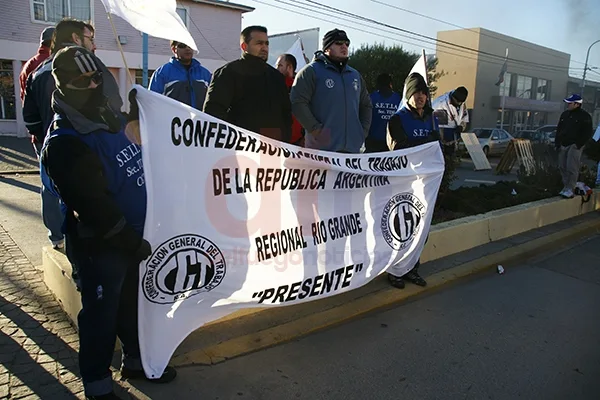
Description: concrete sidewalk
0,223,136,399
0,137,38,174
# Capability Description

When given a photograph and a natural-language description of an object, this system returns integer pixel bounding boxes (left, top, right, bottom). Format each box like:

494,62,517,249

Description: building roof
569,76,600,88
191,0,254,13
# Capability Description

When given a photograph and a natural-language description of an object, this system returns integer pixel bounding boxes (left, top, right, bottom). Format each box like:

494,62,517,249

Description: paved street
131,234,600,400
453,156,517,189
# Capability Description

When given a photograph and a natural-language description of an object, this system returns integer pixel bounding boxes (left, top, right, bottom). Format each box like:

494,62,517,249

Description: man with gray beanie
40,46,176,400
291,28,372,153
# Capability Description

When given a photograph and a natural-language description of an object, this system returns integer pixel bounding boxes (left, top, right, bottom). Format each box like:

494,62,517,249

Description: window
176,7,188,27
499,72,512,97
0,60,16,120
516,75,533,99
31,0,91,23
135,69,156,88
476,129,493,139
536,79,550,101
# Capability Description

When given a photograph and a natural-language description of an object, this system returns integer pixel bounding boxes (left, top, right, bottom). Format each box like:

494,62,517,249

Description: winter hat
451,86,468,103
52,46,101,92
404,72,429,101
322,29,350,50
40,27,55,45
564,94,583,104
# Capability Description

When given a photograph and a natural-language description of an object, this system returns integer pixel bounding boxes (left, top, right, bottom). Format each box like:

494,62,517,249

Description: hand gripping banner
134,87,444,377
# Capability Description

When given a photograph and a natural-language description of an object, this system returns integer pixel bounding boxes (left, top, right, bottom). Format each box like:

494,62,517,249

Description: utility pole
581,39,600,90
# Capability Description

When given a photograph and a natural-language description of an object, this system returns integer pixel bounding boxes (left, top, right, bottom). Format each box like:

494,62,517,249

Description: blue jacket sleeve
149,68,165,94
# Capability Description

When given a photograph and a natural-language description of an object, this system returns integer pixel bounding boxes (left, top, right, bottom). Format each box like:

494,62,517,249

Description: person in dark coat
386,72,440,289
203,25,292,143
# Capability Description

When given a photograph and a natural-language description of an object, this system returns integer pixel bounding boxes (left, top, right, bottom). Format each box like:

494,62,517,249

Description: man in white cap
555,94,593,198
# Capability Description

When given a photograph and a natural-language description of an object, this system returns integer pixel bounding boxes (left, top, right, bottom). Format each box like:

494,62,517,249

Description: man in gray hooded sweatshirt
290,29,372,153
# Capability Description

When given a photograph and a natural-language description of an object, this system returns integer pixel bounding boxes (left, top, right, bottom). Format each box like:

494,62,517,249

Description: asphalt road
132,234,600,400
453,156,517,189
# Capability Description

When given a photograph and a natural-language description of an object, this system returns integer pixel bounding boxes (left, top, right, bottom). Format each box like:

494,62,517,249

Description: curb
171,217,600,367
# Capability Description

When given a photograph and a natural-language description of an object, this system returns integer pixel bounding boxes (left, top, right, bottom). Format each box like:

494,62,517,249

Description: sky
237,0,600,82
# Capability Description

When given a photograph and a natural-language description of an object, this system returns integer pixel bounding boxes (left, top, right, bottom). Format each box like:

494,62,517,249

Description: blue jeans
35,142,64,244
69,236,142,396
41,183,64,244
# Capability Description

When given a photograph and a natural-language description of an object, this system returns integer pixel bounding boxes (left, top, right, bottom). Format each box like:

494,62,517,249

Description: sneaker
387,273,405,289
561,189,574,199
86,392,124,400
51,240,64,250
404,270,427,287
558,188,567,197
120,366,177,384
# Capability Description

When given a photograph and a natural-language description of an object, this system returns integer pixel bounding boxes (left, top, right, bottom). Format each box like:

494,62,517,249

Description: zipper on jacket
341,71,347,152
188,66,196,109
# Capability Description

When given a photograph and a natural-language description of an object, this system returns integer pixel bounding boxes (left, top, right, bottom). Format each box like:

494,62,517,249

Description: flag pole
106,12,134,86
500,48,508,130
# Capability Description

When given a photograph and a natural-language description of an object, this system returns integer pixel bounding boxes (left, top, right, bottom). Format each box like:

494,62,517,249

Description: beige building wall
436,28,570,132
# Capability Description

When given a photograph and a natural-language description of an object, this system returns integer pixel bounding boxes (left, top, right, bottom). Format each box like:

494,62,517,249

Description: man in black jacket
22,18,123,254
556,94,593,198
203,25,292,143
42,46,175,400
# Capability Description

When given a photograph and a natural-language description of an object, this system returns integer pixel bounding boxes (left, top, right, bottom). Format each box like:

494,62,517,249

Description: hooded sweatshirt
290,51,372,153
40,93,146,254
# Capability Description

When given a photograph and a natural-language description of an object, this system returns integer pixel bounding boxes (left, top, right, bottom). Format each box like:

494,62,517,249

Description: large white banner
134,87,444,377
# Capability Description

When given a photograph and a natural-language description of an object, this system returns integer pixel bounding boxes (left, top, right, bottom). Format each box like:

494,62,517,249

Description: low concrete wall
42,191,600,327
420,191,600,263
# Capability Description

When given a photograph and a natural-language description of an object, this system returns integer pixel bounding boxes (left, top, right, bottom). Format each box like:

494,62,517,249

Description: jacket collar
51,93,111,134
169,56,200,70
314,51,350,73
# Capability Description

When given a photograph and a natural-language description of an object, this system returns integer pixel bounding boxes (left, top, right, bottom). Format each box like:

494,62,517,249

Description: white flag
99,0,198,51
401,49,428,104
285,37,309,72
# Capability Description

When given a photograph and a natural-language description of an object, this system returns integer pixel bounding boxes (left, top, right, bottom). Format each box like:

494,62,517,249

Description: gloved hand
124,89,142,144
134,239,152,262
127,89,139,123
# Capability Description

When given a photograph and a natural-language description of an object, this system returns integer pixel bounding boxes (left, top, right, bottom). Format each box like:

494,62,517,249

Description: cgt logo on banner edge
381,192,426,251
142,234,226,304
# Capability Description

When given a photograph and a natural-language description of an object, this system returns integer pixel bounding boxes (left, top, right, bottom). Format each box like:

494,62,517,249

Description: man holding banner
386,72,441,288
40,47,176,399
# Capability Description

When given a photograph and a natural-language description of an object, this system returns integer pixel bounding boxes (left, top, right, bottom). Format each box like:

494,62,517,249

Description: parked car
535,125,557,145
458,128,514,156
514,130,544,142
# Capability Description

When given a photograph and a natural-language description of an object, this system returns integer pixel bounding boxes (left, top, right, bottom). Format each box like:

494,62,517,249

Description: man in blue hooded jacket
41,46,176,400
291,29,372,153
149,41,212,110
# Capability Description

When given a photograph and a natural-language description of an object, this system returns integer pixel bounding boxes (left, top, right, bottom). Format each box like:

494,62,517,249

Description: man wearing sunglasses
149,41,212,110
22,18,123,259
290,28,372,153
40,46,176,400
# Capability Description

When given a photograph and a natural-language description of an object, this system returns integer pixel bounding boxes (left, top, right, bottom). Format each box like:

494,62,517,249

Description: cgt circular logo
143,234,226,304
381,193,425,251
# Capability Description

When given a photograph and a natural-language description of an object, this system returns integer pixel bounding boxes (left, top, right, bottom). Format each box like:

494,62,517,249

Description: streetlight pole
581,39,600,90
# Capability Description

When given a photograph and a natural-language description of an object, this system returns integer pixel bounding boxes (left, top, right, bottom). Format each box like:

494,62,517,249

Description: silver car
458,128,514,156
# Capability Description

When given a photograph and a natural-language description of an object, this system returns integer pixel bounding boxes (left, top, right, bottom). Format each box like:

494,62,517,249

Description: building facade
0,0,253,137
435,28,570,134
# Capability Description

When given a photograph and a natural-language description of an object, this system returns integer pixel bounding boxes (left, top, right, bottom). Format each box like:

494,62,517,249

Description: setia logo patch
143,234,226,304
381,193,425,250
325,78,335,89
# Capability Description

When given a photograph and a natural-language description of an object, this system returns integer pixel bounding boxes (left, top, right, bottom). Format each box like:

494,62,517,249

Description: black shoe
404,270,427,287
86,392,124,400
387,273,405,289
120,366,177,384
